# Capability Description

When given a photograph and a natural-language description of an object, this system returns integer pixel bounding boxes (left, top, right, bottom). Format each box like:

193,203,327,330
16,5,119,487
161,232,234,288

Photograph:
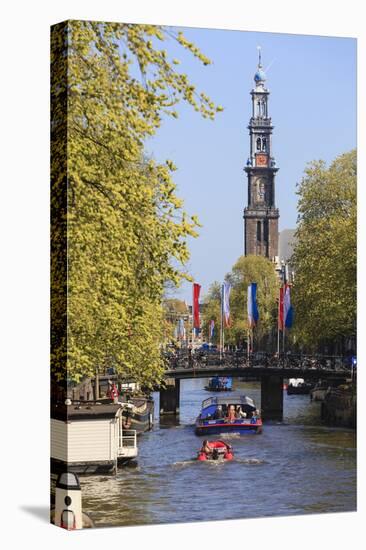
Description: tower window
256,137,261,151
261,99,267,117
257,221,261,241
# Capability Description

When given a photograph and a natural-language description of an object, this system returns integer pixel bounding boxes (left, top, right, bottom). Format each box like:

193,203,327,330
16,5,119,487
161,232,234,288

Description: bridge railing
164,350,353,373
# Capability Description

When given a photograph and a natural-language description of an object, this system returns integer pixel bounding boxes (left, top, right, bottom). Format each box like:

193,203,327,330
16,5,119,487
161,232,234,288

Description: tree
228,255,278,347
51,21,222,386
291,150,356,350
202,256,278,348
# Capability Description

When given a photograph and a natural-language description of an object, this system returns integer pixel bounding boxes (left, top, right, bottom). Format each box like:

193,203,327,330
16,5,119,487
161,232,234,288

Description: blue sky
145,27,356,303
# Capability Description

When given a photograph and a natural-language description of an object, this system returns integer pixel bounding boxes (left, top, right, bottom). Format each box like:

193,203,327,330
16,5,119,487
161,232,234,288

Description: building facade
244,50,279,259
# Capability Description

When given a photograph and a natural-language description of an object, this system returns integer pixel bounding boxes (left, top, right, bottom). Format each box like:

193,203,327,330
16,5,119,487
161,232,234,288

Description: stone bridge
159,352,351,421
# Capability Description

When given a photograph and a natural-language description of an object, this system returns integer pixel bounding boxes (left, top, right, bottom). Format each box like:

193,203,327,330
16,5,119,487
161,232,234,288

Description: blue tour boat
204,376,233,392
195,395,262,436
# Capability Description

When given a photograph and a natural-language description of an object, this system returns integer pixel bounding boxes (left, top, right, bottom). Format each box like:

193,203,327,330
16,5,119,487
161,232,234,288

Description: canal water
81,379,356,527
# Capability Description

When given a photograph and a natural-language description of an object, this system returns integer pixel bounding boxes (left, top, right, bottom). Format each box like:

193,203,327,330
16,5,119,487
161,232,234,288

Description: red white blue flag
193,283,201,329
283,284,293,329
222,282,232,327
247,283,259,328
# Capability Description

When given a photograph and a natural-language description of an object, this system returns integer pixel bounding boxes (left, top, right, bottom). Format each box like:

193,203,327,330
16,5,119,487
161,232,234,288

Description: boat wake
235,457,266,465
172,457,265,467
218,433,242,439
172,459,231,468
172,460,196,468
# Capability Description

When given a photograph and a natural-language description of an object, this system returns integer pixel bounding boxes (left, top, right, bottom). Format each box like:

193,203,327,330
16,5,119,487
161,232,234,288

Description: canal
81,379,356,527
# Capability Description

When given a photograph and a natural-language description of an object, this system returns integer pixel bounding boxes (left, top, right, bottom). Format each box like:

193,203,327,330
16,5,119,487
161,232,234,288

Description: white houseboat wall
51,402,138,476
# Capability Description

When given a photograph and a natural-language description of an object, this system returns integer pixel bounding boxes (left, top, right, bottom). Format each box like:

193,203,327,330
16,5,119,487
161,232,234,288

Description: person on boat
201,440,212,457
236,406,247,419
223,444,233,460
214,405,223,419
122,410,132,429
225,405,236,423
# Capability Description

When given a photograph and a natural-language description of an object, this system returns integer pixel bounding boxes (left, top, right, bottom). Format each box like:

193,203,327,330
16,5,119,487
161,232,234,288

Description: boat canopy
201,395,256,415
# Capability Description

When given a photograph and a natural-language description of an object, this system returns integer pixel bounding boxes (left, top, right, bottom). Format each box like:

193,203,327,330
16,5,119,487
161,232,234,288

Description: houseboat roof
51,402,121,422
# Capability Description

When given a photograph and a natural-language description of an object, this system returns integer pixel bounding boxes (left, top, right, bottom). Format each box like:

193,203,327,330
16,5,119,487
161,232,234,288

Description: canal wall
321,385,356,429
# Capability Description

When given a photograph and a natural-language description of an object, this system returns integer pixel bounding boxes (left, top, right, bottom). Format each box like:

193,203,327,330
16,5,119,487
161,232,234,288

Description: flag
284,284,293,328
193,283,201,329
278,285,284,330
247,283,259,328
222,282,232,327
209,320,215,339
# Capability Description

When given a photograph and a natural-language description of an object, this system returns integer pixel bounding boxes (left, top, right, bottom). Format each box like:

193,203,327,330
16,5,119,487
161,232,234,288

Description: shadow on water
158,416,181,429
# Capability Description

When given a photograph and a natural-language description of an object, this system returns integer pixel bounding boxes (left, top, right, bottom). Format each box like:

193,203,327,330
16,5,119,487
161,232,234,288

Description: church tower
244,48,279,259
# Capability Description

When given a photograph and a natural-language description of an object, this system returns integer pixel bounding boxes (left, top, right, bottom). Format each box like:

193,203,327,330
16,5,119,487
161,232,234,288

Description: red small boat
197,440,234,461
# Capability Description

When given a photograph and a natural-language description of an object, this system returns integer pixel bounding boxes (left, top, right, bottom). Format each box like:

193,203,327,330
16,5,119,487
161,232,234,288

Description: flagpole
220,284,223,360
192,284,195,348
223,286,225,354
277,289,280,356
247,327,250,362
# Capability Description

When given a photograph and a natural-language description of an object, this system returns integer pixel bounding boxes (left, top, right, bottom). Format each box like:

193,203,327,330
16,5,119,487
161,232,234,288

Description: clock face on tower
256,153,268,167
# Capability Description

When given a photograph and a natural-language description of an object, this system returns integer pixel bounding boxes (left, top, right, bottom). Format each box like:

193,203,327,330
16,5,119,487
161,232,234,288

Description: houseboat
310,377,348,402
51,401,138,476
204,376,233,392
68,375,154,434
195,395,262,435
287,378,313,395
310,380,329,401
119,395,154,434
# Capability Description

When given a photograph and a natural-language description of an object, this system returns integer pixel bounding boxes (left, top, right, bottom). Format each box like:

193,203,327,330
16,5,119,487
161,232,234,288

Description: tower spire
254,47,266,85
257,45,262,67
